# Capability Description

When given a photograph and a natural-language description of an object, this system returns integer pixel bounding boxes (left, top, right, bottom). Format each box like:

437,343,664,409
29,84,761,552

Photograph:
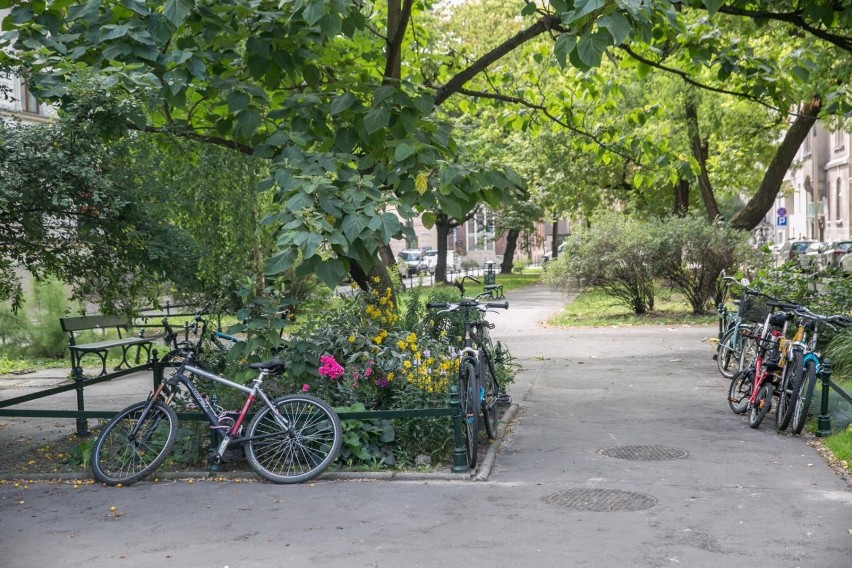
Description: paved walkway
0,283,850,568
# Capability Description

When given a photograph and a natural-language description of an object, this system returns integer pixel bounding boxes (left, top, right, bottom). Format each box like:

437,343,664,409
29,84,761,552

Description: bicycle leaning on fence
91,339,342,486
426,277,509,468
714,275,765,379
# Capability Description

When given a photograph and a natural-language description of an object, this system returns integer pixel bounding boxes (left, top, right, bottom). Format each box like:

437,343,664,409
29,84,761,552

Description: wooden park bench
60,315,157,376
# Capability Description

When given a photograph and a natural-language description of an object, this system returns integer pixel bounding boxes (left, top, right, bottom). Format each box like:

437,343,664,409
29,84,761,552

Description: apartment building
775,123,851,244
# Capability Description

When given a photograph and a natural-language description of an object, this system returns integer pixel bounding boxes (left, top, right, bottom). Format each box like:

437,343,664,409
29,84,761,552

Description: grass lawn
548,285,718,327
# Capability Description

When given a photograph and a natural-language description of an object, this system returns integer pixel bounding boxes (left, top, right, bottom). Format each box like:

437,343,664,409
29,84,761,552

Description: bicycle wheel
739,331,760,373
790,360,818,435
717,325,748,379
775,350,802,431
245,393,342,484
458,360,480,468
728,369,753,414
480,352,499,441
748,382,773,428
92,400,178,486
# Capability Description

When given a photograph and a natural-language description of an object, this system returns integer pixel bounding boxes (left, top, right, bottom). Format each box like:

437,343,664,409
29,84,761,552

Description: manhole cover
543,489,656,512
598,445,688,461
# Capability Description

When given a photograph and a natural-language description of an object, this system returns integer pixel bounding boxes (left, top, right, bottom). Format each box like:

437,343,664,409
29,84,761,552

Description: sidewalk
1,282,851,568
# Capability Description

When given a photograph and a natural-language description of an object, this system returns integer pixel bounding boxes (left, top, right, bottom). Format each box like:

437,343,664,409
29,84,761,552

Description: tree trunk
674,177,689,217
551,220,560,260
729,97,822,231
685,95,721,222
500,228,520,274
435,213,455,283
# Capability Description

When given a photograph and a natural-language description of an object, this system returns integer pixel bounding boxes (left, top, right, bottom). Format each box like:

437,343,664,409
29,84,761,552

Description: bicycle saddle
249,358,287,373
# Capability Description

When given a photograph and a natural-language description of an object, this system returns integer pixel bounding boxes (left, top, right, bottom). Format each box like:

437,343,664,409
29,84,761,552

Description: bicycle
426,277,508,468
714,275,762,378
91,344,342,486
786,308,852,435
727,299,794,428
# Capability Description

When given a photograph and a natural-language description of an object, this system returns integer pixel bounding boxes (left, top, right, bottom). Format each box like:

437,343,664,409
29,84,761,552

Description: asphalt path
1,283,850,567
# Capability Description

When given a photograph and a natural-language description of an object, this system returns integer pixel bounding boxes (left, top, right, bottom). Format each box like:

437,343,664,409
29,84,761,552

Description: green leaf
302,232,323,258
554,33,577,68
576,29,611,68
99,25,129,42
330,93,355,115
422,211,436,229
315,258,348,288
303,1,325,26
364,107,390,134
569,0,605,22
394,142,415,162
521,2,538,17
702,0,725,17
227,91,250,113
236,108,262,138
163,0,194,27
598,13,631,46
264,248,298,276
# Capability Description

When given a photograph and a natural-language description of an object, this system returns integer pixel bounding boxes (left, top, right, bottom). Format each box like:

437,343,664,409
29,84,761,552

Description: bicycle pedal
497,393,512,405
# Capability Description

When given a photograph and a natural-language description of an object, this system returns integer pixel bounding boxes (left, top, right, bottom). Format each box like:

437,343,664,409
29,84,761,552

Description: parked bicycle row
90,276,509,486
714,275,852,433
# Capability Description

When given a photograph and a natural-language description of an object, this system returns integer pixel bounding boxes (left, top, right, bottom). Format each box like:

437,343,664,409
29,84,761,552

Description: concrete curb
0,404,521,484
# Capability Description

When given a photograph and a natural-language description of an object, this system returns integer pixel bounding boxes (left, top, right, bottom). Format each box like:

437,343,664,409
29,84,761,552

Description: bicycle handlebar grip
426,302,449,309
486,301,509,309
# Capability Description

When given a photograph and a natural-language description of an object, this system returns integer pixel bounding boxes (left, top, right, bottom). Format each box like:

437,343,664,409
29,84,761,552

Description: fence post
72,365,90,437
816,358,833,437
449,386,469,472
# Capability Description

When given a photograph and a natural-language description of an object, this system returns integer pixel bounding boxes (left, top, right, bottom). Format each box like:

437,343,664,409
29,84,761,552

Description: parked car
797,241,828,272
821,241,852,270
840,251,852,275
423,249,458,273
780,240,816,263
397,249,427,277
542,242,565,263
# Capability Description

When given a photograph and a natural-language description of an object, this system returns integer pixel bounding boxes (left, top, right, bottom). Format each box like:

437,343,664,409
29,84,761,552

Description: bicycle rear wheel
458,360,480,468
790,360,818,435
92,400,178,486
245,393,342,484
775,351,802,431
728,370,753,414
480,353,499,441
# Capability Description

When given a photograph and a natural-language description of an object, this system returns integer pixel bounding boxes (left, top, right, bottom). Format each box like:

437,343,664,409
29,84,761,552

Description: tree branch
140,125,255,155
715,6,852,53
454,87,640,165
434,15,563,106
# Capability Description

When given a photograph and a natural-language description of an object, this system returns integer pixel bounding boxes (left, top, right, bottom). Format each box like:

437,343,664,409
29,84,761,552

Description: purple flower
375,377,389,388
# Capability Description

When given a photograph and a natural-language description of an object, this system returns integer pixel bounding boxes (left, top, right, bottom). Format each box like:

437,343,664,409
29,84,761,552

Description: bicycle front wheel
458,359,480,468
481,353,499,441
791,360,818,435
245,394,342,484
92,400,178,486
717,325,748,379
728,370,753,414
748,382,773,428
776,351,802,431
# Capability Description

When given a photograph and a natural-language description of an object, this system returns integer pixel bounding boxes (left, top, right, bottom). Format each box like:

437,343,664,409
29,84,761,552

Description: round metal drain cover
544,489,656,512
599,445,688,461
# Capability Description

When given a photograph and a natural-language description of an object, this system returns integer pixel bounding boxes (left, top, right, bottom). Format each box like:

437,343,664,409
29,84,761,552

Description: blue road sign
777,207,787,217
777,216,788,226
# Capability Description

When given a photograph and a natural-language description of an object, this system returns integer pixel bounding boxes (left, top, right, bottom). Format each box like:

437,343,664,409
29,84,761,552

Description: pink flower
364,367,373,377
318,354,345,379
301,384,310,392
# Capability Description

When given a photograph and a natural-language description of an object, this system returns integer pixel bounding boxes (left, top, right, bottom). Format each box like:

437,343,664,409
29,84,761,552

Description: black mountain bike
427,277,508,468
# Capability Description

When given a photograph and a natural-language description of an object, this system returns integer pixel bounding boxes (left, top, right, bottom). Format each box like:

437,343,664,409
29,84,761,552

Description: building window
21,81,41,114
466,209,494,252
833,129,845,153
802,129,812,156
837,178,843,222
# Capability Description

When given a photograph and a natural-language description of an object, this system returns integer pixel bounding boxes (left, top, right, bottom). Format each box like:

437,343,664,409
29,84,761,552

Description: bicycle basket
740,296,770,323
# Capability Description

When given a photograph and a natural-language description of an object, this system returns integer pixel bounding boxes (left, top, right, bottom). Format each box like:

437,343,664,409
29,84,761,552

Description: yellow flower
372,276,381,283
387,372,395,381
397,340,407,350
406,332,417,343
348,335,355,343
403,360,412,369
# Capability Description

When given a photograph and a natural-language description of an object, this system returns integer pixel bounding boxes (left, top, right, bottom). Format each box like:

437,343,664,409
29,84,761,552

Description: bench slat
60,315,129,332
68,337,152,352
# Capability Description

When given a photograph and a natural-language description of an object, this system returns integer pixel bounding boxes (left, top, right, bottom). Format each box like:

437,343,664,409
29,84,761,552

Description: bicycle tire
480,351,499,441
790,360,818,435
717,325,748,379
92,400,178,486
775,350,802,431
728,370,753,414
458,359,480,468
738,331,760,373
245,393,342,484
748,382,773,428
